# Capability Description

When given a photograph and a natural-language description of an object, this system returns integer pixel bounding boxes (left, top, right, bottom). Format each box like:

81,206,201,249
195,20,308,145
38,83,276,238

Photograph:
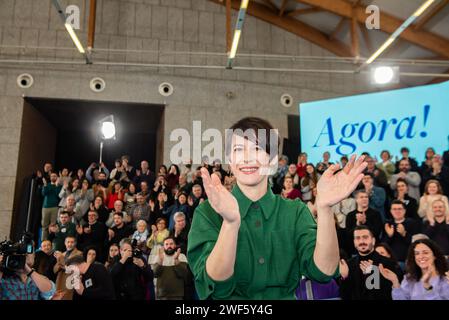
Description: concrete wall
0,0,376,237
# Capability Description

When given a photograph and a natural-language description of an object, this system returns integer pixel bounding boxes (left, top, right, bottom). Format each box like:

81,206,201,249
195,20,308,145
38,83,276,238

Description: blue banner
300,81,449,164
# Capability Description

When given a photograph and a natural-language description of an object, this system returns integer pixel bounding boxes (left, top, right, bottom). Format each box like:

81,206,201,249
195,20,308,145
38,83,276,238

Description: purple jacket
392,276,449,300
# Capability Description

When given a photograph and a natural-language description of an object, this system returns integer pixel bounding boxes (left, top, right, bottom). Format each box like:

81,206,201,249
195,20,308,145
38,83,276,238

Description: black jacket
109,257,153,300
383,218,421,262
73,262,115,300
340,251,403,300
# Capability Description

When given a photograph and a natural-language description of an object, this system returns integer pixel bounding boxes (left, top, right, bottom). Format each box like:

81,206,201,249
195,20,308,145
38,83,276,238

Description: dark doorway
25,97,164,172
11,98,164,240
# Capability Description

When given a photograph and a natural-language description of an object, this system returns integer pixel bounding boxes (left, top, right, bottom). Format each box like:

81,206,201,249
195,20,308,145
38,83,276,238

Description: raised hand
200,168,240,224
379,264,400,288
339,259,349,279
396,223,407,237
316,155,367,208
359,259,373,274
385,223,395,237
158,247,165,263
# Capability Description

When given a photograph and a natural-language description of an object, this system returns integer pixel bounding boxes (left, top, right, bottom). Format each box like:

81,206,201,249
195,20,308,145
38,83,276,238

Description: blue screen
300,81,449,164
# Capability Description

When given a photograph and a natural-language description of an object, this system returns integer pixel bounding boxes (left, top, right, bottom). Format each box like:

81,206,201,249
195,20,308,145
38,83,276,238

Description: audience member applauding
380,239,449,300
423,199,449,255
53,236,82,300
383,200,421,264
281,176,301,200
340,226,402,300
346,190,383,242
153,237,189,300
393,178,420,221
418,180,449,221
391,159,421,202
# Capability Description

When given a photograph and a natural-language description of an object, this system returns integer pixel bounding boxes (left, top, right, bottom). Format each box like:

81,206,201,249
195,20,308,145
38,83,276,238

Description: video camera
0,232,34,272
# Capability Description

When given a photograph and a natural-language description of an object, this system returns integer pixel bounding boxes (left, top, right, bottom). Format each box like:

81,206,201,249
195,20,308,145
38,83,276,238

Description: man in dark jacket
383,200,421,262
340,226,403,300
66,255,115,300
77,210,108,262
109,239,153,300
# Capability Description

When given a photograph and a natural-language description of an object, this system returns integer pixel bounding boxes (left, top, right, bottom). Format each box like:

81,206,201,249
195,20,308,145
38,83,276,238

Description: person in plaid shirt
0,253,56,300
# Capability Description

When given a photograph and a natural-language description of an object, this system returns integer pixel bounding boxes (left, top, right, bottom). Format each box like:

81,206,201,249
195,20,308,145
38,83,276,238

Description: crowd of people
1,145,449,300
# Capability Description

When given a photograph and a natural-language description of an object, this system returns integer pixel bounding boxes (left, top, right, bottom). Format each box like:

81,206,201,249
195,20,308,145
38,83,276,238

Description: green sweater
187,184,338,300
41,184,62,208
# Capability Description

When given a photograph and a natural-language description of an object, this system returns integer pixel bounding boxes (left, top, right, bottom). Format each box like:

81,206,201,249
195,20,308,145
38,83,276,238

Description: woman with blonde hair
418,179,449,223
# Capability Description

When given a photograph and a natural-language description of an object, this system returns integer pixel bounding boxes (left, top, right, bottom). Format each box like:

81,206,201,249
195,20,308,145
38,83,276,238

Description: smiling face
390,203,406,221
354,229,375,255
41,240,52,254
396,181,408,194
426,182,439,195
414,243,435,271
381,151,390,162
432,200,446,219
288,164,296,175
229,134,272,188
306,164,314,175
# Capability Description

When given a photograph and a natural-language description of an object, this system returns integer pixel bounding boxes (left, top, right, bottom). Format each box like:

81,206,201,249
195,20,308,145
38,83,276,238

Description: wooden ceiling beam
295,0,449,59
210,0,353,57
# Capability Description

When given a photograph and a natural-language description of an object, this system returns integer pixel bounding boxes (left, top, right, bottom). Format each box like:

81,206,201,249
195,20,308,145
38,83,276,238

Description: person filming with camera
0,250,56,300
109,238,153,300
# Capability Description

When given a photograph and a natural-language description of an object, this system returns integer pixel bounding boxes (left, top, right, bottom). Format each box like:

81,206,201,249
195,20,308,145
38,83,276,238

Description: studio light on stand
98,115,116,171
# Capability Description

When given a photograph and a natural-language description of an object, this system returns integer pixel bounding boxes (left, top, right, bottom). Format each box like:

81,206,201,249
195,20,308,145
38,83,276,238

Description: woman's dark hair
83,246,98,262
226,117,279,161
169,164,180,176
159,165,168,174
127,182,136,194
69,178,80,190
81,178,91,189
425,147,435,160
396,178,408,187
107,243,119,264
405,239,449,282
301,163,318,187
94,195,104,204
381,150,391,159
375,243,399,265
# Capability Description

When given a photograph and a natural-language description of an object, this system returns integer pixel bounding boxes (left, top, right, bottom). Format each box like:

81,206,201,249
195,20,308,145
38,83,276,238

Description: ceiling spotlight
371,66,400,85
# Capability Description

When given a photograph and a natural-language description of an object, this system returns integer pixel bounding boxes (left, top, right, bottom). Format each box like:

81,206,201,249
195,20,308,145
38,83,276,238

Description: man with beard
339,226,402,300
153,237,189,300
109,238,153,300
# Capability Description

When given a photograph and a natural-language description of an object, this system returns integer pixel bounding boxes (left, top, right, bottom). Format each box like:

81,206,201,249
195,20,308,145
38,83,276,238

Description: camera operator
109,238,153,300
0,252,56,300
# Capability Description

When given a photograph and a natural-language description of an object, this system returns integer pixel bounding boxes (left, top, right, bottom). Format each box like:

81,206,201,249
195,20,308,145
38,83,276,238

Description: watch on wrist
27,268,35,277
424,284,433,291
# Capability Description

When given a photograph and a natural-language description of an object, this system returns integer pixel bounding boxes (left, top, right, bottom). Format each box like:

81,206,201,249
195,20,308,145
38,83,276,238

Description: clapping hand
379,264,400,288
200,168,240,224
359,259,373,274
316,155,367,209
